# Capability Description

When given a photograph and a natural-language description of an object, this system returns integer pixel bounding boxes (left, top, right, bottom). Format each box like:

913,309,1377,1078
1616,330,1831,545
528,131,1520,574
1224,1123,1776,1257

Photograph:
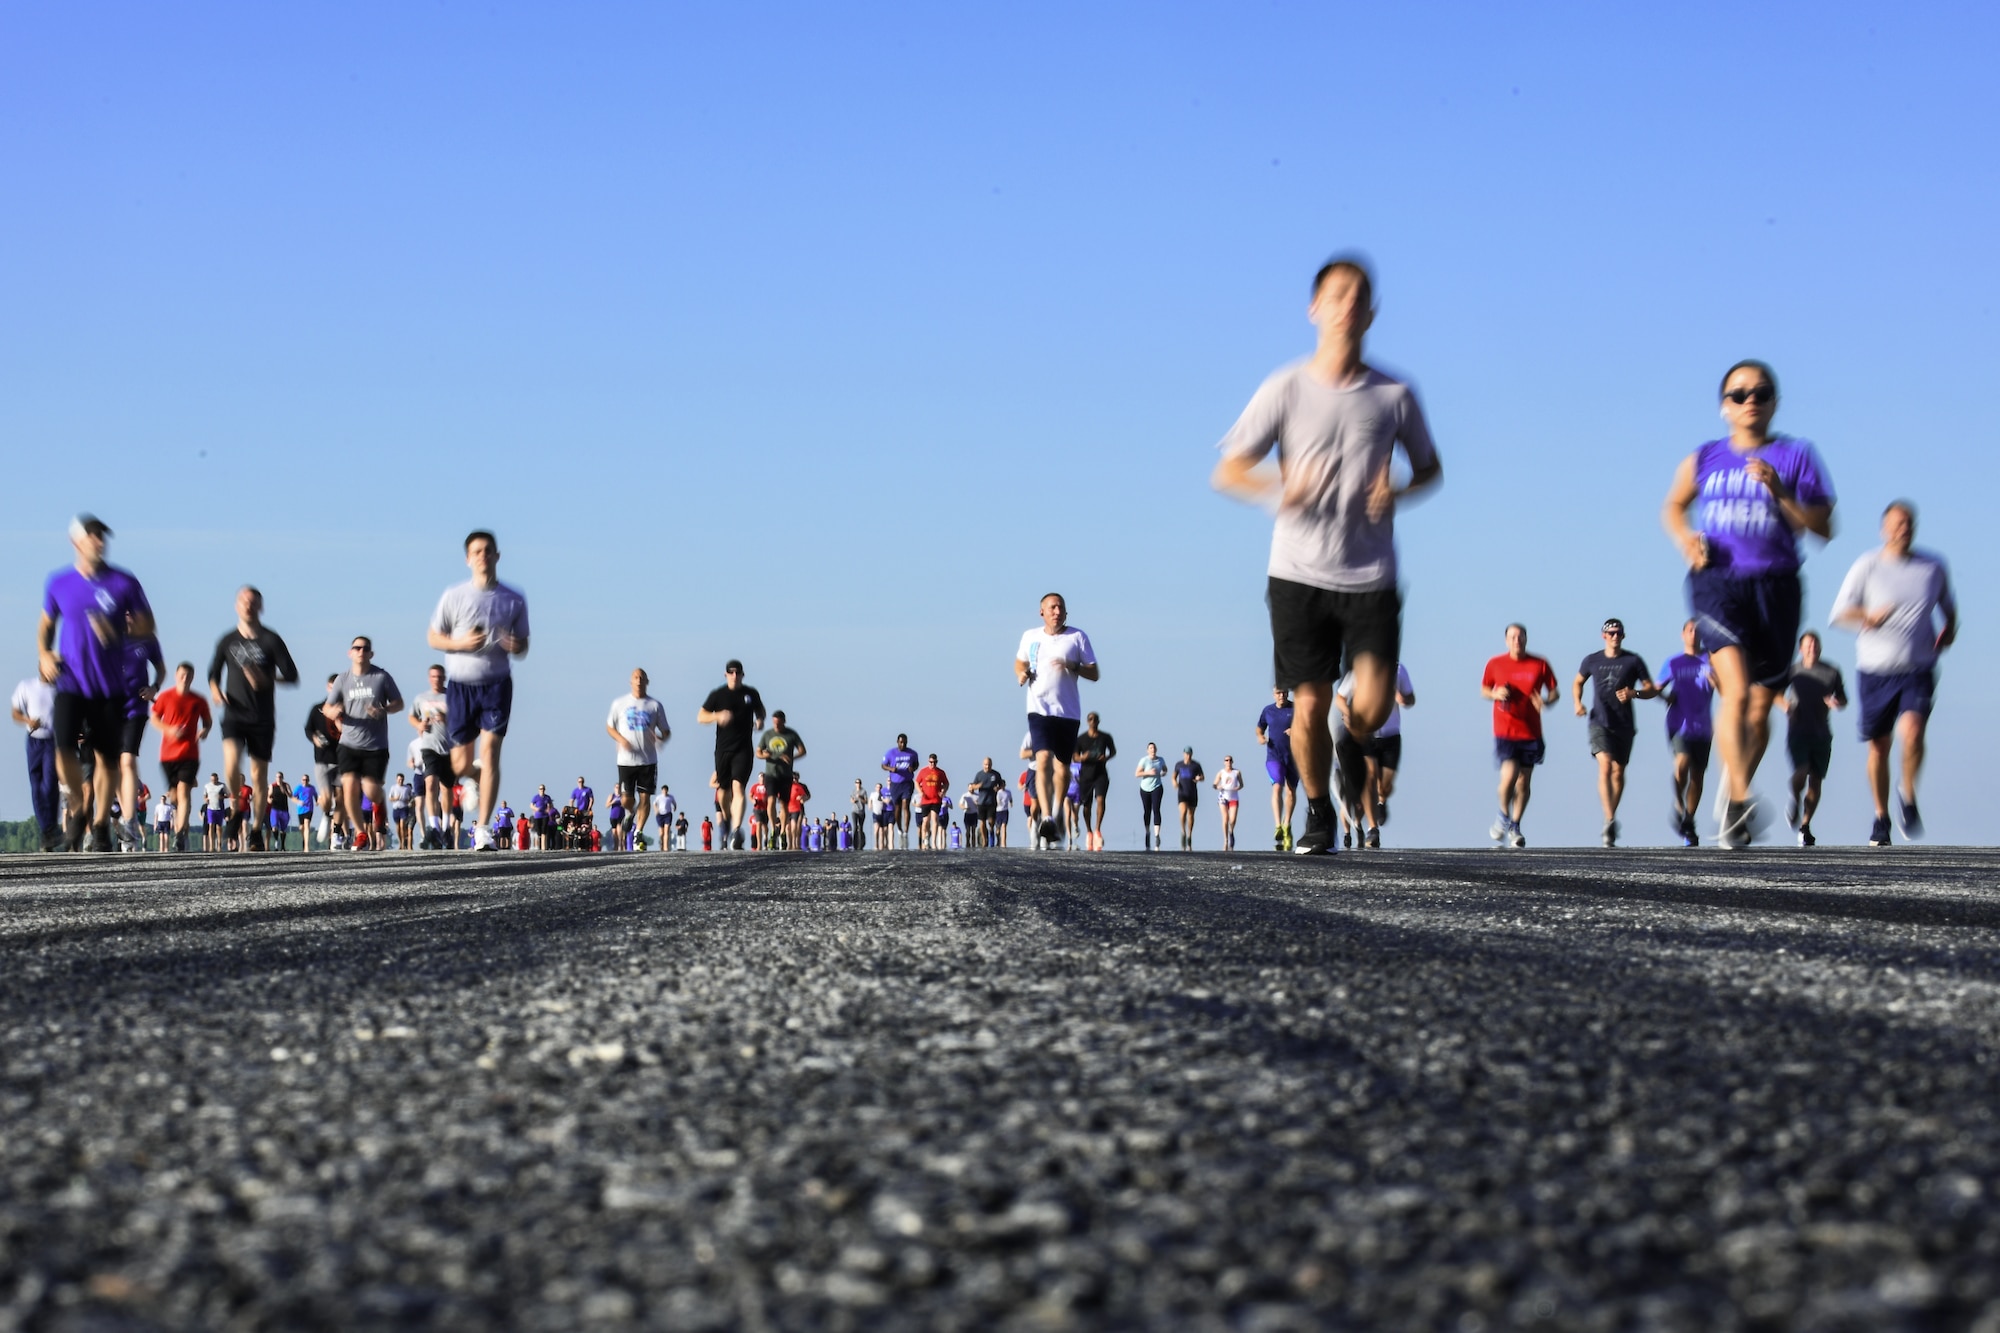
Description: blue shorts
1494,737,1546,769
1264,753,1299,788
1856,669,1935,742
269,812,290,830
1687,567,1802,689
446,678,513,746
1026,714,1081,765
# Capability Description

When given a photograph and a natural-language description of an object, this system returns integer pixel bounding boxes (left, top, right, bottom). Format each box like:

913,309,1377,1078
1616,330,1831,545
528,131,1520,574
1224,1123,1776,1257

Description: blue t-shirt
1691,435,1835,577
1258,702,1294,758
1173,759,1205,797
1660,653,1715,740
532,793,553,817
883,746,918,786
572,785,593,811
42,564,153,699
294,783,316,815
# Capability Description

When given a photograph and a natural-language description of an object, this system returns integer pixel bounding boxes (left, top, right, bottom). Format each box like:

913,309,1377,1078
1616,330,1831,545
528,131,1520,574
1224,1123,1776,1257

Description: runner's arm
1661,454,1707,569
1571,673,1588,716
36,612,60,683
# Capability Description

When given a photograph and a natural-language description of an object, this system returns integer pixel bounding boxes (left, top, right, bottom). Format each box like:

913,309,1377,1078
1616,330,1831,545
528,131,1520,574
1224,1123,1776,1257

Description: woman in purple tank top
1660,360,1836,847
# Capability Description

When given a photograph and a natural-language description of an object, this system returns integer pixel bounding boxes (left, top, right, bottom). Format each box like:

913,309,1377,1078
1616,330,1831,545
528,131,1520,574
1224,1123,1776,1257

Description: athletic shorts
205,810,224,826
119,714,148,757
161,758,199,790
887,781,914,807
445,677,513,746
1078,765,1109,799
337,747,391,782
1266,577,1401,691
995,810,1009,826
656,813,671,827
1686,567,1801,689
764,773,793,806
1670,735,1713,772
421,749,454,780
1027,714,1081,764
875,810,890,826
1218,792,1239,806
1177,786,1200,807
918,802,941,820
1786,730,1832,782
618,763,658,795
270,811,291,830
1364,734,1403,770
55,692,132,757
1588,726,1634,766
220,719,276,762
1494,737,1546,769
1264,753,1299,788
1857,669,1935,742
715,746,754,789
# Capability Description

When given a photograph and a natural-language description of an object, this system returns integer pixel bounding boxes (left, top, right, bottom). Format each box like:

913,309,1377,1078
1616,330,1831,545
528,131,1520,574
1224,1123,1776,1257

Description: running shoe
1784,791,1801,831
353,829,370,851
733,830,746,851
1342,827,1352,849
90,822,113,853
1373,799,1388,828
1718,801,1752,850
1274,826,1285,852
1798,826,1816,847
1293,799,1336,855
1602,820,1618,849
1280,826,1293,853
1508,829,1526,849
249,826,266,852
1489,814,1511,842
1869,815,1893,847
1364,826,1380,850
1039,817,1061,847
1898,798,1924,841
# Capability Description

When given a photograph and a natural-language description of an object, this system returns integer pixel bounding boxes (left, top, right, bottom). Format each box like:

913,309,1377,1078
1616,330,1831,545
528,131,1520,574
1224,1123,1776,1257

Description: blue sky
4,2,1995,848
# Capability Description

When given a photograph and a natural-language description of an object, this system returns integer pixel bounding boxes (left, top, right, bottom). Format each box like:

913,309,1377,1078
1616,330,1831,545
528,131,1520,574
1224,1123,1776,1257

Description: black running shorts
716,746,753,789
337,746,390,782
618,763,658,795
221,719,276,762
54,692,130,758
1267,578,1401,691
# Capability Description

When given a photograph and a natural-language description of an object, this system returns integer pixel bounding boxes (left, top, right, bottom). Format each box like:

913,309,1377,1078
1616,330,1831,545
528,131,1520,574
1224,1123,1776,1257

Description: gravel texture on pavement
1,847,1998,1332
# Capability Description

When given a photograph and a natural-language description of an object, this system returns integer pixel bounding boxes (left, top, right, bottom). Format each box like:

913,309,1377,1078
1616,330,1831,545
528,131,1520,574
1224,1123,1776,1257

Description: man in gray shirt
1212,254,1443,854
328,636,404,851
427,530,530,851
1831,499,1957,844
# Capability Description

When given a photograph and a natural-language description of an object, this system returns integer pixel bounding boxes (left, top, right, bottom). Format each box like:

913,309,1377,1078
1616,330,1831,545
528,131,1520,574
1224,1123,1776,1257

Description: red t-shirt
915,766,948,803
1482,653,1558,741
517,817,531,844
750,780,766,806
787,782,808,813
150,688,210,764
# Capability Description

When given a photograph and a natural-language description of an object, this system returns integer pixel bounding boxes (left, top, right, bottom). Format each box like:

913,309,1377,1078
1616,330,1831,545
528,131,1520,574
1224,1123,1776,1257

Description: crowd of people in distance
12,259,1960,857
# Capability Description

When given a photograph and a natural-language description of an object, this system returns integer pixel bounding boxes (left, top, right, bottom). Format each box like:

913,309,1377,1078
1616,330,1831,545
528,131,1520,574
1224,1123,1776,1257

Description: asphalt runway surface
2,847,1998,1332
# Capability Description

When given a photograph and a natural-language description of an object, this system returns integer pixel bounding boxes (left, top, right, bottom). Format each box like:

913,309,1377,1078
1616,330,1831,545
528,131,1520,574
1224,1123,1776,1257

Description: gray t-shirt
1217,363,1439,592
410,690,451,755
430,579,531,684
335,667,403,752
1831,547,1955,674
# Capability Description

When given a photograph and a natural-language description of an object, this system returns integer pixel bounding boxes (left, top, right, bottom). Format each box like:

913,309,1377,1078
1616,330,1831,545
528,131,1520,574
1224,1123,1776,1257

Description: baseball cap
69,513,111,542
725,659,744,673
1601,618,1625,635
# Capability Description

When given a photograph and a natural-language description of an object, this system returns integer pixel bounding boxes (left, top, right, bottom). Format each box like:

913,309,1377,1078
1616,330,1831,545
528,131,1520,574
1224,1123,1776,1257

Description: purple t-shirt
1660,652,1714,740
42,565,153,699
1691,435,1834,577
120,635,165,718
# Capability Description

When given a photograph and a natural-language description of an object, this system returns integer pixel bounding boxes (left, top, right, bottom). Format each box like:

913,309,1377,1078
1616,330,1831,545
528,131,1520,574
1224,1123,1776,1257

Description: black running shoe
90,822,113,853
1294,799,1336,855
1898,798,1924,841
1364,826,1380,849
1869,816,1893,847
249,826,266,852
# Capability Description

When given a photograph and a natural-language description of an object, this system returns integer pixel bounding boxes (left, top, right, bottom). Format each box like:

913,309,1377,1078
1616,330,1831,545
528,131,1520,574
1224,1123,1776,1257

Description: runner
268,772,293,851
605,789,626,852
1255,688,1299,851
872,780,891,850
1016,593,1098,851
1336,662,1415,849
697,660,765,850
1172,748,1204,850
992,779,1011,848
407,665,455,849
201,771,227,853
425,530,530,851
1662,359,1836,847
1211,756,1243,850
881,733,919,850
1657,620,1717,847
1775,632,1845,847
606,668,671,853
700,816,713,852
1830,500,1956,846
37,514,157,852
11,674,59,851
785,775,811,851
747,775,766,850
1134,743,1168,851
849,779,869,852
115,623,165,852
151,790,174,852
675,811,689,851
756,711,805,850
1481,623,1559,849
1212,256,1445,855
387,772,414,849
1572,620,1656,849
330,638,404,852
206,586,299,852
293,773,318,853
148,662,211,853
972,757,1005,849
531,784,556,850
303,676,341,851
653,786,677,852
914,753,950,850
1072,714,1117,852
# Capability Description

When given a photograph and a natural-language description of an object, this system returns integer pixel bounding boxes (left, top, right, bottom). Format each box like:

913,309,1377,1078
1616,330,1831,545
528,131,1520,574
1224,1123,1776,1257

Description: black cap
725,659,744,673
69,513,111,541
1602,618,1625,635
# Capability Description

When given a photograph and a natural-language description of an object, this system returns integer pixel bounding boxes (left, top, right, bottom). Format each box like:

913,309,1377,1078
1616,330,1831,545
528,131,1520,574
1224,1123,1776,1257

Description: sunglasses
1724,385,1775,405
349,644,369,652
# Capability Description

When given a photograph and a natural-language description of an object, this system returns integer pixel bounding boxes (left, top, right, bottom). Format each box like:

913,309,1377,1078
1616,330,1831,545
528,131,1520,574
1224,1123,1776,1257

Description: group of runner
15,262,1960,855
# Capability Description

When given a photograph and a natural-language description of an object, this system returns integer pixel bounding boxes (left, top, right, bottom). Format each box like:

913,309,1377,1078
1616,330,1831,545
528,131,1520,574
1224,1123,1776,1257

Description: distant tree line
0,821,40,853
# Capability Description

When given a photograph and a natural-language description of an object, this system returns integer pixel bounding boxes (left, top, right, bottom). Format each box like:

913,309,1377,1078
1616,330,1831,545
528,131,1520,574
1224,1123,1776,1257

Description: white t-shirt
1831,547,1956,674
203,781,226,811
1017,625,1097,719
1217,363,1440,592
388,782,411,811
994,786,1011,812
406,738,426,773
153,798,173,825
1213,767,1244,798
11,679,54,740
410,691,452,755
430,579,531,684
1336,663,1416,737
608,694,671,766
654,790,677,820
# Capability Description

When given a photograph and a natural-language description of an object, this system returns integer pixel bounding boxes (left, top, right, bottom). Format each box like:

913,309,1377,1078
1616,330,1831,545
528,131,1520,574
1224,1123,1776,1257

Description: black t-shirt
209,626,299,726
1174,759,1205,798
1785,663,1847,739
1075,730,1116,768
304,703,341,764
703,683,764,752
972,769,1004,806
1576,651,1651,734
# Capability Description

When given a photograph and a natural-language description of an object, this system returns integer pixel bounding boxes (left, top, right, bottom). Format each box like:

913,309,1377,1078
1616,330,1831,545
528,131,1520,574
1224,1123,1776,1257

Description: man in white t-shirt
1211,256,1443,854
1015,592,1099,849
407,664,455,850
10,675,59,851
151,794,174,852
1830,500,1956,844
1336,662,1415,848
606,668,671,852
653,786,677,852
426,530,531,850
